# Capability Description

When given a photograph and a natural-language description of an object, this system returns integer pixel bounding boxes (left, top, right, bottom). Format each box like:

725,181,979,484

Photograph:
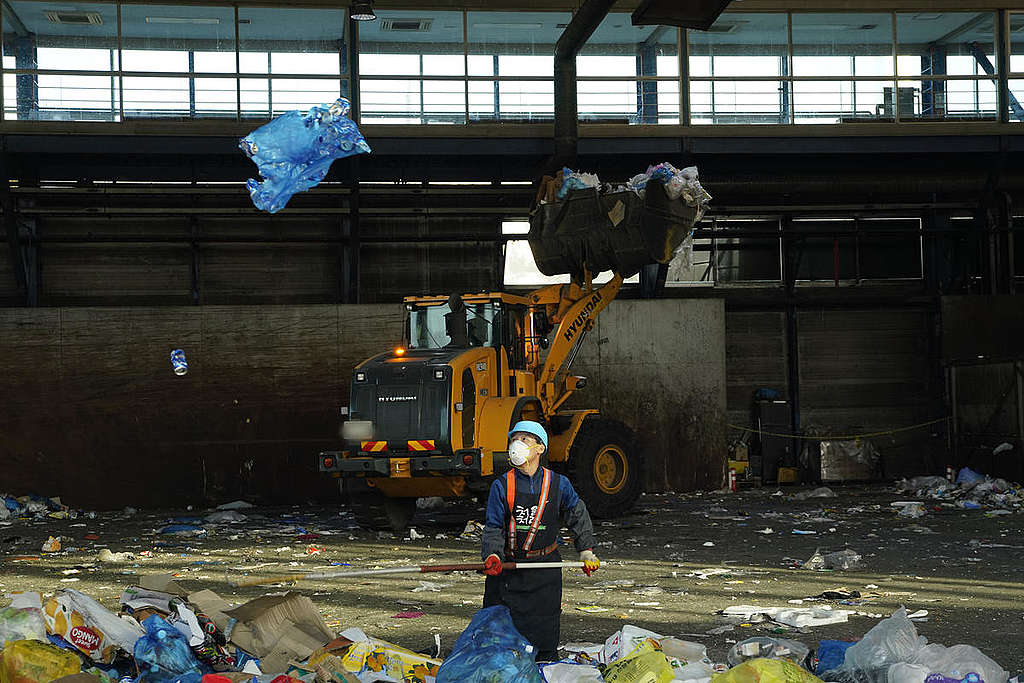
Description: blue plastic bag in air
436,606,543,683
133,615,203,683
240,97,370,214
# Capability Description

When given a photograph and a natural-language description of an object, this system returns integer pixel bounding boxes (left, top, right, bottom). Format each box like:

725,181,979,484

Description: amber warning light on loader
394,347,406,356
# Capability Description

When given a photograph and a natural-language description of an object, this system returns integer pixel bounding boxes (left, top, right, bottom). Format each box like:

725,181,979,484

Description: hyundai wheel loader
319,178,701,531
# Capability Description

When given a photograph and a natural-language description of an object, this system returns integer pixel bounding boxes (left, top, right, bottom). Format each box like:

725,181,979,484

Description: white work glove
580,549,600,576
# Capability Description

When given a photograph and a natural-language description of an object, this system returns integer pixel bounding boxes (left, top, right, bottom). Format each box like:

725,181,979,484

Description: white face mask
508,439,532,467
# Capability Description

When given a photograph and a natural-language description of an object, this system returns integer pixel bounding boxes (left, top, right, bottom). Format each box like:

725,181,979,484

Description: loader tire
568,418,643,519
383,497,417,533
342,482,416,533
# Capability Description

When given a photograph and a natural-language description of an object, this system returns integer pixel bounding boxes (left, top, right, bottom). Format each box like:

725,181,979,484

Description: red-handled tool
228,561,585,588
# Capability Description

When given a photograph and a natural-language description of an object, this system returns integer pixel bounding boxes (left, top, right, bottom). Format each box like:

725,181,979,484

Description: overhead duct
631,0,732,30
550,0,617,173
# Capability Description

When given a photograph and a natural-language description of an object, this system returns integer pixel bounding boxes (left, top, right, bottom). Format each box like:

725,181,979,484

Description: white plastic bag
540,662,604,683
601,624,664,664
911,644,1008,683
886,663,929,683
842,608,926,673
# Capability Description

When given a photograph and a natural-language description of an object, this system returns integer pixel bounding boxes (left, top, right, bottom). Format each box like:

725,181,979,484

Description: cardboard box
188,590,258,657
777,467,799,484
194,591,337,671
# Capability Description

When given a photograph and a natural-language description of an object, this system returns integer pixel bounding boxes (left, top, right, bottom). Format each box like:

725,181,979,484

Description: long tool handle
228,561,584,588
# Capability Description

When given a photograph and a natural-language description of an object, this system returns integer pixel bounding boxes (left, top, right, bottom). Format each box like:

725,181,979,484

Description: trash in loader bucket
529,172,705,281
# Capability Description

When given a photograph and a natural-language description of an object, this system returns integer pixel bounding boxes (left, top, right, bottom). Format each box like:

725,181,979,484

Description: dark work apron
483,467,562,661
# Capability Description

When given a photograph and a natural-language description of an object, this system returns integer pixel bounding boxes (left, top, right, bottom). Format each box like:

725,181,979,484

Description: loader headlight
356,372,366,382
434,369,444,380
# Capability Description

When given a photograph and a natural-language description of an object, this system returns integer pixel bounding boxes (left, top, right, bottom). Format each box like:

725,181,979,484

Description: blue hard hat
508,420,548,447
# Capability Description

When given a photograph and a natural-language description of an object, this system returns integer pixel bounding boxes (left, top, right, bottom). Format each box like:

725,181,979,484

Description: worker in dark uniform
444,293,468,347
481,420,600,662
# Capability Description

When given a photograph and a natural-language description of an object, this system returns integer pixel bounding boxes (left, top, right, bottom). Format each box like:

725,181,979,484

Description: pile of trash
554,622,716,683
545,162,711,209
0,577,1016,683
895,468,1023,513
819,607,1008,683
0,575,444,683
533,162,711,277
0,493,87,522
435,607,1010,683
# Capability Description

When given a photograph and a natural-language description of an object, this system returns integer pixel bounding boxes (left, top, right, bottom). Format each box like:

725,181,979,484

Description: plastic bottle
133,616,202,683
170,349,188,376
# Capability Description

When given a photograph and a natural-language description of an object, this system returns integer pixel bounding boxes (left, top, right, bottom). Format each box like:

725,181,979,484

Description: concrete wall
797,309,939,478
572,299,728,492
725,312,788,427
0,304,405,509
1,299,729,509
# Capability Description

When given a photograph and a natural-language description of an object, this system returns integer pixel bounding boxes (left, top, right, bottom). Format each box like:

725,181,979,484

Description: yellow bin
728,460,748,475
777,466,799,483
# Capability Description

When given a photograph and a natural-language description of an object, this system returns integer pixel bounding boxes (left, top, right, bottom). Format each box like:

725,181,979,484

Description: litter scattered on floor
719,605,854,628
802,548,863,571
793,488,837,501
411,581,450,593
0,487,1020,683
896,469,1023,512
892,501,927,518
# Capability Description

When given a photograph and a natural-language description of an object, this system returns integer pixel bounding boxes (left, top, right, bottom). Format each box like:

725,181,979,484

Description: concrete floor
1,485,1022,674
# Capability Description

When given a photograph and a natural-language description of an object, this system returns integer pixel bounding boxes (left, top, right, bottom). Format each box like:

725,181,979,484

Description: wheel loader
319,178,701,531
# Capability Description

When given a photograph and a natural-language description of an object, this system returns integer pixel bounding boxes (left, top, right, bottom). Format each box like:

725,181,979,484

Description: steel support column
14,34,38,120
637,27,665,125
970,40,1022,122
345,164,361,304
2,182,25,299
994,12,1013,123
781,215,801,465
921,46,946,118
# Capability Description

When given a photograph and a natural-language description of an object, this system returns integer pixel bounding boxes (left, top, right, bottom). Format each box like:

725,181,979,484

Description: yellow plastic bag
711,658,824,683
340,637,440,683
602,641,676,683
0,639,81,683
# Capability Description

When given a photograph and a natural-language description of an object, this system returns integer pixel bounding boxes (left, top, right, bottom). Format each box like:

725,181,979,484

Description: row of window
3,5,1024,123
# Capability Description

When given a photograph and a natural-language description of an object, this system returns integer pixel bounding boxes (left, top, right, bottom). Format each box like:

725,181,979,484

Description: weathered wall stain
571,299,728,492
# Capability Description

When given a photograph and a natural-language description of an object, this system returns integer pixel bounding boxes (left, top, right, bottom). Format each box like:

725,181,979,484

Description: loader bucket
528,178,700,281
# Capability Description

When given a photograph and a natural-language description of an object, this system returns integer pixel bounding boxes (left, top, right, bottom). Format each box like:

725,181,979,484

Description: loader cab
407,298,499,350
405,294,531,360
404,293,537,403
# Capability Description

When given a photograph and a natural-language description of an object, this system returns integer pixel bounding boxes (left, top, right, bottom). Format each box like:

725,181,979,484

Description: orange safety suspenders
505,467,551,552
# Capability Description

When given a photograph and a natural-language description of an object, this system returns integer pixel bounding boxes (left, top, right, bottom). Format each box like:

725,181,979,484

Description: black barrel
528,178,700,281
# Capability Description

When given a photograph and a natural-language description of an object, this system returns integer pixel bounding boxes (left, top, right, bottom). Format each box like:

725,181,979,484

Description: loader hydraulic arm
529,274,623,414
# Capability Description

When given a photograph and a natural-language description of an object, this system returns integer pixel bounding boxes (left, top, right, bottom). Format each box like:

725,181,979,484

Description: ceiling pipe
550,0,618,174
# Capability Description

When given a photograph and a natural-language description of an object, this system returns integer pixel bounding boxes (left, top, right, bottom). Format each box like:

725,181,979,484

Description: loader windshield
409,301,497,349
